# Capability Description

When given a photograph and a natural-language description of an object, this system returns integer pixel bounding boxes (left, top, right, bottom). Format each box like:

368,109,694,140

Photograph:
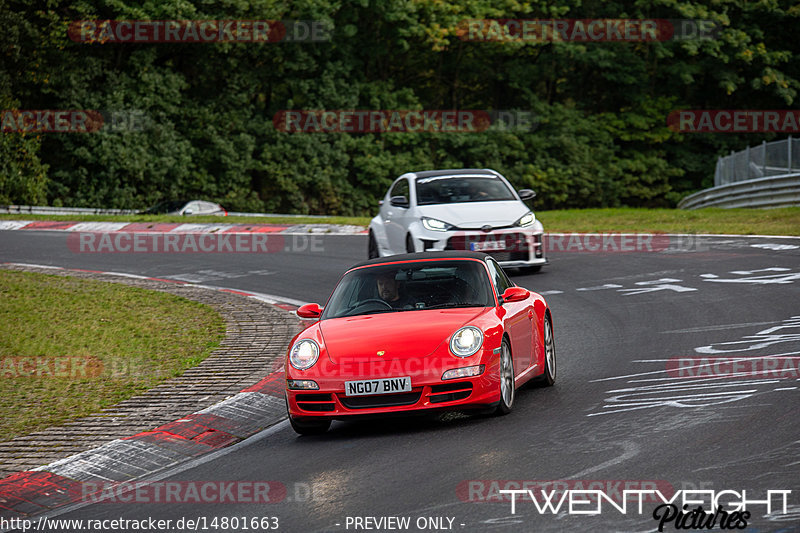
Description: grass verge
1,207,799,235
537,207,800,235
0,271,225,441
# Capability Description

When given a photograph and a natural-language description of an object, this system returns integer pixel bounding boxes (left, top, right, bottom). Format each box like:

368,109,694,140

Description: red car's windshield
322,261,495,319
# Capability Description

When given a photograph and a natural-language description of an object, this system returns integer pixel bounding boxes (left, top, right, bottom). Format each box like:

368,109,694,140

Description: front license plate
345,376,412,396
471,239,506,252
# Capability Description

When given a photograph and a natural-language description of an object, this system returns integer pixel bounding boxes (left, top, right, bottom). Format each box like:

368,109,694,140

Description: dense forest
1,1,798,214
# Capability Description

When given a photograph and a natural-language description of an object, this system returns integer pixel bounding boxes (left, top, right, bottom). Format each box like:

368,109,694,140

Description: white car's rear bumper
410,226,547,268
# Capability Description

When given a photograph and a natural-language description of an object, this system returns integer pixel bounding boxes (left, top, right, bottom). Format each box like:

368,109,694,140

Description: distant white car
142,200,227,216
368,169,546,272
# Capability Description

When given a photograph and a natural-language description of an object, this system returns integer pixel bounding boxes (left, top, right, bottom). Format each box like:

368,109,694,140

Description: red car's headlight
289,339,320,370
450,326,484,357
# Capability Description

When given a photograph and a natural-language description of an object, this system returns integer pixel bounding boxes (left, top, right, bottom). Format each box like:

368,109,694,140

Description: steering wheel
349,298,394,314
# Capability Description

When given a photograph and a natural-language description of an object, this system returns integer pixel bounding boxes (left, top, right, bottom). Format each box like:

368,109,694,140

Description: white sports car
368,169,547,272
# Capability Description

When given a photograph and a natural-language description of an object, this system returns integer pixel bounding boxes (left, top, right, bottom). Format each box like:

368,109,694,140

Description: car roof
408,168,501,180
349,251,491,270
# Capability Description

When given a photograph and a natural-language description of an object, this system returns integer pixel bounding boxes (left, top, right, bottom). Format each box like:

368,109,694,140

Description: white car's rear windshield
416,176,516,205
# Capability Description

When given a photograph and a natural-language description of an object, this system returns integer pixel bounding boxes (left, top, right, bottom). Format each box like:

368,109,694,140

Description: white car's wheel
368,231,379,259
406,233,415,253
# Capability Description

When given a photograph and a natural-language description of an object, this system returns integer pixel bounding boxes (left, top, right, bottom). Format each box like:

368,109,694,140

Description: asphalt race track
2,229,800,532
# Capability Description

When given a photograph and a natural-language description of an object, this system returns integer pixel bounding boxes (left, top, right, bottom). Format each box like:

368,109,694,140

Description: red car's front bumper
286,358,502,421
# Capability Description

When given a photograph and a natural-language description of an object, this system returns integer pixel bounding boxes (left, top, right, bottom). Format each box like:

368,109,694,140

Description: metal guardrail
0,205,140,215
678,173,800,209
715,136,800,186
0,205,327,218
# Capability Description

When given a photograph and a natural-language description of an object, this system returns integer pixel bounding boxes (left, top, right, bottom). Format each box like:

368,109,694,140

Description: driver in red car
376,271,414,309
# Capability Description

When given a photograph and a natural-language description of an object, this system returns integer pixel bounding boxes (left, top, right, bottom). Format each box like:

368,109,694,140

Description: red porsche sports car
284,251,556,435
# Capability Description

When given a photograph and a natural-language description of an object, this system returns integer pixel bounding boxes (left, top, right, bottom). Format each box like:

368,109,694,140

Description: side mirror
500,287,530,304
297,303,323,318
390,195,409,208
518,189,536,201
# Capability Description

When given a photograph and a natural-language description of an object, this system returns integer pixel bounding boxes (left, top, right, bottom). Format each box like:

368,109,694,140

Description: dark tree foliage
2,0,798,212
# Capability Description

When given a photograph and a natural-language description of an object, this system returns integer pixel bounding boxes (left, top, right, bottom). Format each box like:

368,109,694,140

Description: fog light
287,379,319,390
442,365,485,380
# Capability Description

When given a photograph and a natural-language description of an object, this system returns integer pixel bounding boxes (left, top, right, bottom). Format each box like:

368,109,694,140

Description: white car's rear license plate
345,377,412,396
471,240,506,252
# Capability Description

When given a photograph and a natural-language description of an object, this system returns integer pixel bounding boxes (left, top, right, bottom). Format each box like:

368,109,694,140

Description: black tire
537,314,556,386
406,233,416,253
519,265,542,274
368,231,379,259
286,394,331,435
495,338,515,415
289,415,331,435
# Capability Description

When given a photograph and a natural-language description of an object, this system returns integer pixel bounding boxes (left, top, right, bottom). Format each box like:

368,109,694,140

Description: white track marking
591,350,800,382
751,243,799,251
730,268,791,275
565,441,640,479
576,284,622,291
617,278,697,295
660,321,780,334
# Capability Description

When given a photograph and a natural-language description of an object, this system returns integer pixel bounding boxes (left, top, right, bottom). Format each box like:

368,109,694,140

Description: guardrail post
762,140,767,176
729,150,734,184
789,135,793,171
745,145,750,181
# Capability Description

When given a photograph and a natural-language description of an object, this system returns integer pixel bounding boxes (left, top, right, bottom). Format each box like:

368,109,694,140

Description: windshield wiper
425,302,481,309
343,308,397,317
